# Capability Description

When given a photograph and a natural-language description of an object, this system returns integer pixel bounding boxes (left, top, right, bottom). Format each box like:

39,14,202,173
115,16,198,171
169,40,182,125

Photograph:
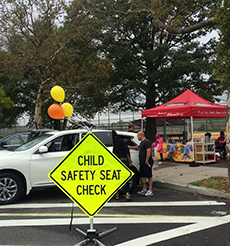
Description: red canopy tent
142,89,227,140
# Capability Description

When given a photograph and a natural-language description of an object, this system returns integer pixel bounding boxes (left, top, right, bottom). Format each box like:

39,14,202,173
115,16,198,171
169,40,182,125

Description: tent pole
186,120,189,141
141,118,144,131
191,116,194,142
164,119,167,142
183,120,186,141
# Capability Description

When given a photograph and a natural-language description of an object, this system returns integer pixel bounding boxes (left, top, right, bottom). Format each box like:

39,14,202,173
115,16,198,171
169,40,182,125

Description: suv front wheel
0,172,24,205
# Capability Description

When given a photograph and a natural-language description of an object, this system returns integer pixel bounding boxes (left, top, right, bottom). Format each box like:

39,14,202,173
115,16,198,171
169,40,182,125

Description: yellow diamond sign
48,132,133,218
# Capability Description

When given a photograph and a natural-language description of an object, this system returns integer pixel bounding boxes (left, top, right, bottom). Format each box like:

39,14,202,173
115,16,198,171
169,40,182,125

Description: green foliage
0,0,69,128
0,0,112,128
0,86,13,119
0,0,224,133
213,0,230,88
67,0,222,140
191,176,230,193
0,63,33,128
86,0,222,110
54,2,113,118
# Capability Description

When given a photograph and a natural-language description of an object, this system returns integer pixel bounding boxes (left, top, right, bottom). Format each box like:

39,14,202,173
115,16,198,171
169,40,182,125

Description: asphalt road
0,187,230,246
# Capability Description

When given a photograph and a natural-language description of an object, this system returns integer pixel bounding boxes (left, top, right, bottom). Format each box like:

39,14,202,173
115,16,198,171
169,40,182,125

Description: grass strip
190,176,230,193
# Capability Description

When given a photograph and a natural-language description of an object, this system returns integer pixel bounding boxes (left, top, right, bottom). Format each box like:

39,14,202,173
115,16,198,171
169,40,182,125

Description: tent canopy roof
142,89,227,119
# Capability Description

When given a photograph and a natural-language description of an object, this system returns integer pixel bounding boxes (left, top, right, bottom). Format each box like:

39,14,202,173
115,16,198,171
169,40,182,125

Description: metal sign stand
73,124,117,245
74,218,118,246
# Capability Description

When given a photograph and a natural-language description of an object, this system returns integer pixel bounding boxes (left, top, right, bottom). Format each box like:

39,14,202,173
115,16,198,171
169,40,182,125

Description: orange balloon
48,104,65,119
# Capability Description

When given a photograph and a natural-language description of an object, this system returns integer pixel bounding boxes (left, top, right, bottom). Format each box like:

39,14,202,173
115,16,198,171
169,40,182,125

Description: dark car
0,130,52,150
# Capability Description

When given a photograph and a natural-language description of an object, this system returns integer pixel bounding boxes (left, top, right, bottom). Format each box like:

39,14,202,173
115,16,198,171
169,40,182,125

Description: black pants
215,143,226,158
119,159,133,194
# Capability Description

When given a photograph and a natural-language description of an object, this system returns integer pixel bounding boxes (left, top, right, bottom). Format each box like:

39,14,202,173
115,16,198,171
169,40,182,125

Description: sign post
48,132,133,245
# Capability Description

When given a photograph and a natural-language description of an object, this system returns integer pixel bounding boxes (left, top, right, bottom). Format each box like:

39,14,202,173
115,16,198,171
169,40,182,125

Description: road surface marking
0,216,225,227
211,210,227,215
0,213,213,218
0,201,227,245
114,214,230,246
0,201,225,209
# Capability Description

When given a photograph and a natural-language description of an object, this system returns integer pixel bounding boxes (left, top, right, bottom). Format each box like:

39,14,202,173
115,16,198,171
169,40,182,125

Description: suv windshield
82,131,113,147
14,134,52,151
94,132,113,147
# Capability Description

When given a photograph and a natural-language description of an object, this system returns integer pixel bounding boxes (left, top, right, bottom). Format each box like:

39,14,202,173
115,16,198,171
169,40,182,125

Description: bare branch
95,8,217,35
155,19,216,35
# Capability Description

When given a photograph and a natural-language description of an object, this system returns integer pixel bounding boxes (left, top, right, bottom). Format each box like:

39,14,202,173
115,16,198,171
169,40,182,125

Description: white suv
0,129,139,205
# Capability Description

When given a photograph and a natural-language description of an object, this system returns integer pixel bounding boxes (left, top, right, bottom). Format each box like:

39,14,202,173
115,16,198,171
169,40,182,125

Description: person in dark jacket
112,130,133,201
128,125,135,132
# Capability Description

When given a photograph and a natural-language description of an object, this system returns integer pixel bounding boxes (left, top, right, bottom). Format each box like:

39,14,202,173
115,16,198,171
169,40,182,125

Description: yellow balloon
50,86,65,102
62,103,73,117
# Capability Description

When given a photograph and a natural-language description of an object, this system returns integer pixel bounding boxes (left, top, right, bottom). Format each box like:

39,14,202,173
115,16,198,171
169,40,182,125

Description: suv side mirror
38,146,48,153
0,141,7,148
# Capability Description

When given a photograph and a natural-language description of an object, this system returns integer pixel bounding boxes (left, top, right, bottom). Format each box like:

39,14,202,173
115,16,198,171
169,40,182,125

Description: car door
29,133,79,187
116,134,139,170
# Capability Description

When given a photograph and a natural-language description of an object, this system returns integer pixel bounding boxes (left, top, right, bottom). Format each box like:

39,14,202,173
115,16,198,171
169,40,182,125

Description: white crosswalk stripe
0,200,225,209
0,200,228,245
115,215,230,246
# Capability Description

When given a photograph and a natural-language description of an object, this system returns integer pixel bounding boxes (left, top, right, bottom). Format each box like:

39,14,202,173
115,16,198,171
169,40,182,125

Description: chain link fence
0,116,227,138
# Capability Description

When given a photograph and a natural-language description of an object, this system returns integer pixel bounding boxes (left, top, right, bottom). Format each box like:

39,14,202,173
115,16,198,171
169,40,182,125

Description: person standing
112,130,133,201
128,124,135,132
156,133,163,164
129,131,154,197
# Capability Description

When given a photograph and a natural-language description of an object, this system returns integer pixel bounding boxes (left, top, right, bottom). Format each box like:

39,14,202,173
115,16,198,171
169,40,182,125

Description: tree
70,0,222,140
59,1,113,119
0,57,36,128
0,0,113,129
213,0,230,185
0,0,224,134
214,1,230,87
0,0,70,129
0,86,13,124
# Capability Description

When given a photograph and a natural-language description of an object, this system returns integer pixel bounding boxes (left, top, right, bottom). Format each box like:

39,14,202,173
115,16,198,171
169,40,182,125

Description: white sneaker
137,189,147,195
145,190,154,197
158,161,163,164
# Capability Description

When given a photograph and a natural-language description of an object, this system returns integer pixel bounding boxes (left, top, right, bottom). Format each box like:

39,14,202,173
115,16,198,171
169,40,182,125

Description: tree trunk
145,77,157,142
145,117,156,142
226,91,230,187
34,85,44,129
53,120,61,130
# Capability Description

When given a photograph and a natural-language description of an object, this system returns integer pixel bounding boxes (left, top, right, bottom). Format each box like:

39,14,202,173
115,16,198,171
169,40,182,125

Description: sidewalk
152,158,230,199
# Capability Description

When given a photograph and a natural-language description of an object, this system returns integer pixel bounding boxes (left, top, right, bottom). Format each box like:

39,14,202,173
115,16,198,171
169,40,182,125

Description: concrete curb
153,181,230,199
